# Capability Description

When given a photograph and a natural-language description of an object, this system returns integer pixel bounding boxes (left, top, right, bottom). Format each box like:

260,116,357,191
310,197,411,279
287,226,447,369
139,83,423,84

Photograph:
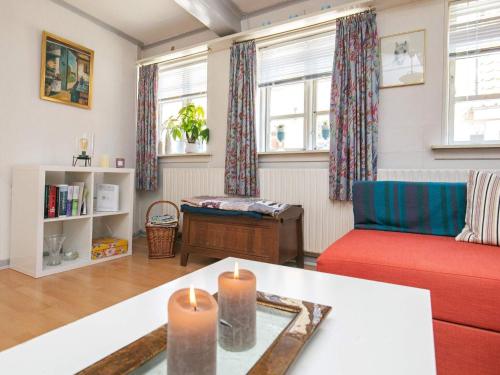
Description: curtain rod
247,8,373,44
138,49,209,67
138,3,374,67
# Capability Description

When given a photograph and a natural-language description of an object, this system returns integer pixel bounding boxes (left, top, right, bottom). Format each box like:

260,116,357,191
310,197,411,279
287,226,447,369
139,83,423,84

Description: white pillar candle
218,262,256,351
99,154,110,168
167,286,218,375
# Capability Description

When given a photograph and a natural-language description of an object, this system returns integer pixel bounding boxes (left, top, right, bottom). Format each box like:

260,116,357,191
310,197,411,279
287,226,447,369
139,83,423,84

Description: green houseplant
164,103,209,153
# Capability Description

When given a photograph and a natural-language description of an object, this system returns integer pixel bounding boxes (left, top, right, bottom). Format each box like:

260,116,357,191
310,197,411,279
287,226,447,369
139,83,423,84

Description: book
48,186,57,218
57,185,68,217
66,186,74,217
55,186,60,217
74,182,85,215
72,185,80,216
44,185,49,218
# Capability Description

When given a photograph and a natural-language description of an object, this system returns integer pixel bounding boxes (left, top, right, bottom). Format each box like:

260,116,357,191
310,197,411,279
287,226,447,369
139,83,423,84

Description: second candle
218,262,256,351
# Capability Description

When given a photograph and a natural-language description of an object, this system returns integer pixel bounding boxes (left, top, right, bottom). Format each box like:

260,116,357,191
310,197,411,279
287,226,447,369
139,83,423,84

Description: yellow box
92,237,128,260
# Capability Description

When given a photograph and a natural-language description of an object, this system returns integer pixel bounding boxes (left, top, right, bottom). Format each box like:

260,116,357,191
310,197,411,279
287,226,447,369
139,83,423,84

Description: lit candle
167,286,218,375
218,262,256,351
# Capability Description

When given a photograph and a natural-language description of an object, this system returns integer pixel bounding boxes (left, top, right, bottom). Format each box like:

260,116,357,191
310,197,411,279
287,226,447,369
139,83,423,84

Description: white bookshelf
10,165,135,278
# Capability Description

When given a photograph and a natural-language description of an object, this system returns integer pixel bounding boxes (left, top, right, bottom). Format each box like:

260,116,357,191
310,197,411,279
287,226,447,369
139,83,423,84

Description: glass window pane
315,78,331,112
315,114,330,150
190,95,207,114
160,100,183,125
269,118,304,151
269,82,304,116
453,98,500,142
454,52,500,98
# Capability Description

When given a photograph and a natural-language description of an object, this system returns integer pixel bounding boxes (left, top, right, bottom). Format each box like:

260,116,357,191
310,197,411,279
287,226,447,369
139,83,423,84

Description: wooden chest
180,205,304,268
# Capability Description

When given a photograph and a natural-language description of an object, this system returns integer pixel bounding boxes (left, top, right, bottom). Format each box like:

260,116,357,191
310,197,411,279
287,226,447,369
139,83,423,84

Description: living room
1,0,499,374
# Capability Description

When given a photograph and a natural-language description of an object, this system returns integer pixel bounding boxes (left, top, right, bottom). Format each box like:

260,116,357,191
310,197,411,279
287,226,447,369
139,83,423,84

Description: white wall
0,0,139,263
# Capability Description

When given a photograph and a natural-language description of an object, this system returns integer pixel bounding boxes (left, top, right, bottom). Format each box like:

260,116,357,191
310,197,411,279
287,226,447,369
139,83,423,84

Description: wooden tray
78,291,332,375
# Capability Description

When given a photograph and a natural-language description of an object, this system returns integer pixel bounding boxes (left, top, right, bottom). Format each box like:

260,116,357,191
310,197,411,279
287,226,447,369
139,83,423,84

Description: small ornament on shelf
73,133,94,167
115,158,125,168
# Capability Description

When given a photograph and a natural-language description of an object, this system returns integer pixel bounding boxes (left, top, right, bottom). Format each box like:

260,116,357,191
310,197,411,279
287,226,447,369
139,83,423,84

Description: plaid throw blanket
181,196,289,217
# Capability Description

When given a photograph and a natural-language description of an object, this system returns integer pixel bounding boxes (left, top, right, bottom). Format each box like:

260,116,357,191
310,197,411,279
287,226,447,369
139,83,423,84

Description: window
157,59,207,154
448,0,500,144
258,32,334,152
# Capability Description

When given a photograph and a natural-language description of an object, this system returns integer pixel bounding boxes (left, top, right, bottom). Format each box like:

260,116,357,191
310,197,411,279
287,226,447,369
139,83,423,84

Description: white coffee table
0,258,436,375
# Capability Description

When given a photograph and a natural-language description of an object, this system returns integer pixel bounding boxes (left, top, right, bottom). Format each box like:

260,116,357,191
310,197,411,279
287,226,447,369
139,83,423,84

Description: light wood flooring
0,237,214,351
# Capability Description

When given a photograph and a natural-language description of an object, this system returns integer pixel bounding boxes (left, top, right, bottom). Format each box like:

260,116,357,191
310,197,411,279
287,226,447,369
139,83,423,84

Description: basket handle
145,200,180,225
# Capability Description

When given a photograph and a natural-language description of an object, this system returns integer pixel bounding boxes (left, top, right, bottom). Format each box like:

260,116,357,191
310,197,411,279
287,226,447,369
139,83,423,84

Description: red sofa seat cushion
317,229,500,332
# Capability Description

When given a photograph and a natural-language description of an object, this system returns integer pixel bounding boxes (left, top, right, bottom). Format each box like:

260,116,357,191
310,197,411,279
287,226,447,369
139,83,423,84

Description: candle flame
189,285,197,311
234,262,239,279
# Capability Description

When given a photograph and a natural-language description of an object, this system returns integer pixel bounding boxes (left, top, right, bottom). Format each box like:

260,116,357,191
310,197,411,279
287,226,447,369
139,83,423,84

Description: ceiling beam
174,0,242,36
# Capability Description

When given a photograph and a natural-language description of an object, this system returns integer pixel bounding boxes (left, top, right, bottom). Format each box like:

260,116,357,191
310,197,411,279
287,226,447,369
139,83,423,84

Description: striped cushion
353,181,467,237
456,170,500,246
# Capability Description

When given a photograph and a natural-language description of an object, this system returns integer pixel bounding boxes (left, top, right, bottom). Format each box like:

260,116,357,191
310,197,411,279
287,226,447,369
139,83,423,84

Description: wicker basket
145,200,180,259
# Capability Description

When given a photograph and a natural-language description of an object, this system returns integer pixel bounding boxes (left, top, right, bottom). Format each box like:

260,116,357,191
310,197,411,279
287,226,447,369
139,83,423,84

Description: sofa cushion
353,181,467,237
317,229,500,332
456,170,500,246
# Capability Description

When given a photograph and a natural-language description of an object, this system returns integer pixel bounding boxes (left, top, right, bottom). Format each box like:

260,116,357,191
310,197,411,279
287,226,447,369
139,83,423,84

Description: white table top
0,258,436,375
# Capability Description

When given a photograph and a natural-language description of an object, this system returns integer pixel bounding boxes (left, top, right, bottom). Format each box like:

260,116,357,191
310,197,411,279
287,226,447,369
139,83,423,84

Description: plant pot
185,142,199,153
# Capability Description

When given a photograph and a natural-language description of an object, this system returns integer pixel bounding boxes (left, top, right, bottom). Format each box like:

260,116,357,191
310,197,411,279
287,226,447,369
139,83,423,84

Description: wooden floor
0,237,215,352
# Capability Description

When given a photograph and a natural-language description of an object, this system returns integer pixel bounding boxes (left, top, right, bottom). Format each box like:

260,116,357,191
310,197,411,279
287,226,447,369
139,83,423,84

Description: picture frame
115,158,125,168
380,29,425,89
40,31,94,109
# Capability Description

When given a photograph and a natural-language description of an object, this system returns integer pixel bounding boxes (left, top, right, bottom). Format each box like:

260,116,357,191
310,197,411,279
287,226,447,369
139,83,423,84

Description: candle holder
167,286,217,375
218,263,257,352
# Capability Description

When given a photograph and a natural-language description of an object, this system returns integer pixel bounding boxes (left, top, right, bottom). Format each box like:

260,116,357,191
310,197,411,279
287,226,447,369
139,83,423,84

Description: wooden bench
180,205,304,268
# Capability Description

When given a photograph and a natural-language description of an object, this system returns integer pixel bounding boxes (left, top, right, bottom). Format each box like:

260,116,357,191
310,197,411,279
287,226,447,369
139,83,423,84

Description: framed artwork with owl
380,30,425,88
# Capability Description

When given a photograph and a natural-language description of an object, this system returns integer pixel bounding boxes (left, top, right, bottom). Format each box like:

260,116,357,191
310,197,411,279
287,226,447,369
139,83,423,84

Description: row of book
44,183,87,218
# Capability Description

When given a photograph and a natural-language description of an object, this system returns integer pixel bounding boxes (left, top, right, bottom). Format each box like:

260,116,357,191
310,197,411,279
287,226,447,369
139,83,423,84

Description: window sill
431,144,500,160
258,150,329,163
431,144,500,150
158,153,212,162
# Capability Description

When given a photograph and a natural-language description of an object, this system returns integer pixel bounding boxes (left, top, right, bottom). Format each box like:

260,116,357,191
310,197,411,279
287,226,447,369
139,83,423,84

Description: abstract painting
40,31,94,109
380,30,425,88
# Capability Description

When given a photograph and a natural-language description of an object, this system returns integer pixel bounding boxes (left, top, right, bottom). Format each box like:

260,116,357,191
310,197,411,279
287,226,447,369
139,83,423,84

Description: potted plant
164,103,209,153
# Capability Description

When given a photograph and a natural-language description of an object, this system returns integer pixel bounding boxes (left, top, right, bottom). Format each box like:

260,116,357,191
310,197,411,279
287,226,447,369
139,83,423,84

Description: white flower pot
185,142,199,153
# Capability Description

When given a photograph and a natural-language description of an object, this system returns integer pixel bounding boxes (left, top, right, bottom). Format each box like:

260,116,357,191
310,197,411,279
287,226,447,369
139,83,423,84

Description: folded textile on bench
181,196,289,217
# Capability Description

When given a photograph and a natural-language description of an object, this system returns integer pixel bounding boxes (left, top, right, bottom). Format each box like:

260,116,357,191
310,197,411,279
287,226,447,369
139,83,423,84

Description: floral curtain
136,64,159,192
224,41,259,197
329,10,380,201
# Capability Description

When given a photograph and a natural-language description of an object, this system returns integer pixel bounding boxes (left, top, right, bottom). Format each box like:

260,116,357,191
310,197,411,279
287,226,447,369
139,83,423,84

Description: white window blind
449,0,500,56
258,32,335,87
158,60,207,100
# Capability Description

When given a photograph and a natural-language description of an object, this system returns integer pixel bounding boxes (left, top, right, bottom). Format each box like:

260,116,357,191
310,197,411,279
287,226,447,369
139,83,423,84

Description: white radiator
163,168,485,254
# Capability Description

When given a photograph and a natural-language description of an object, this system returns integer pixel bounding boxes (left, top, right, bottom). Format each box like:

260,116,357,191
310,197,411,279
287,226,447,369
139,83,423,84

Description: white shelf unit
10,165,135,278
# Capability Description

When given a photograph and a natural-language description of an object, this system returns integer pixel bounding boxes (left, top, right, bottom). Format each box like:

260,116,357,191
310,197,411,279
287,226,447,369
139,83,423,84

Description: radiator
163,168,485,255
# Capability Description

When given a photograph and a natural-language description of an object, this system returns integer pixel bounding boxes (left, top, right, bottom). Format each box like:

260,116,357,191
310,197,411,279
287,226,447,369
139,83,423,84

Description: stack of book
44,182,88,218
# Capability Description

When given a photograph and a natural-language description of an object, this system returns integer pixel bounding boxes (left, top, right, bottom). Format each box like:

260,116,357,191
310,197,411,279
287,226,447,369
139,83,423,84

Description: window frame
258,77,331,152
446,1,500,145
156,58,208,155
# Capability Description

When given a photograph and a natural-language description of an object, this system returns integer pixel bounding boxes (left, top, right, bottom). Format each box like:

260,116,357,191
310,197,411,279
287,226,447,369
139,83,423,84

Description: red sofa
317,180,500,375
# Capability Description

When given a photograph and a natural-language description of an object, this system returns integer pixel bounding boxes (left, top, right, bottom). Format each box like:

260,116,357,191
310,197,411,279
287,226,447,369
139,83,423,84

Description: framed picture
40,31,94,109
115,158,125,168
380,29,425,88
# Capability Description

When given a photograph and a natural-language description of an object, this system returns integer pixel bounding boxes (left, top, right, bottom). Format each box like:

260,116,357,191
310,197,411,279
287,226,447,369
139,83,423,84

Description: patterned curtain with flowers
224,41,259,197
329,10,380,201
136,64,159,191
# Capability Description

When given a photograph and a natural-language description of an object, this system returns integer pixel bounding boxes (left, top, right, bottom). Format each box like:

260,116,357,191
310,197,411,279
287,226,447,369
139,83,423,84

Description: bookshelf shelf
93,210,129,218
10,165,135,278
44,215,91,223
